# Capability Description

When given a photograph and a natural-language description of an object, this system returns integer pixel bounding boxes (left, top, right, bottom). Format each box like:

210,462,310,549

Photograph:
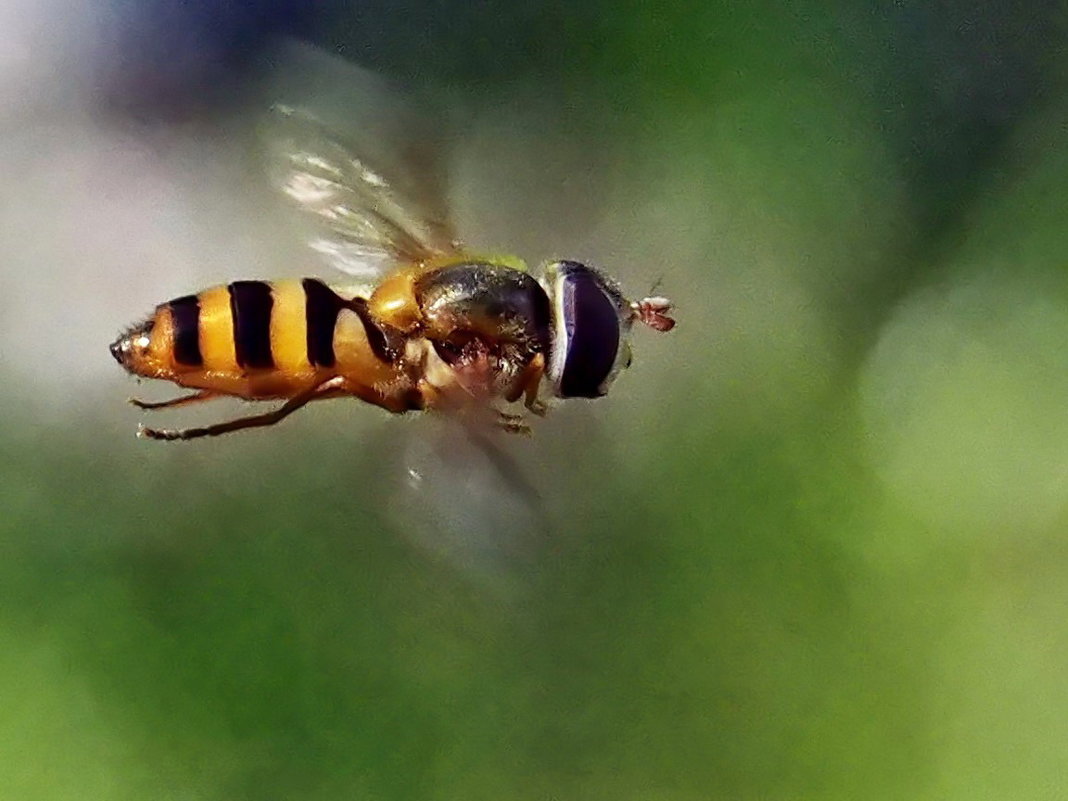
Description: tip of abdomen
109,336,125,365
110,318,154,372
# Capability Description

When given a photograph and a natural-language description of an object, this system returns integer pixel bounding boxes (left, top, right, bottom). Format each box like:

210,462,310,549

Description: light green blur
2,4,1067,800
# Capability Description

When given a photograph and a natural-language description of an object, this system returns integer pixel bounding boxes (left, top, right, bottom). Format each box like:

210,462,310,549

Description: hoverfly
109,104,675,440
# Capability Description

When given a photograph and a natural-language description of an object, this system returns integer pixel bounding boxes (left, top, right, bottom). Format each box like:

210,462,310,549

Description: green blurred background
2,2,1068,798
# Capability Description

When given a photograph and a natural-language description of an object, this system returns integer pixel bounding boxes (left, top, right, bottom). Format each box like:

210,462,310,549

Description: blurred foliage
3,2,1068,800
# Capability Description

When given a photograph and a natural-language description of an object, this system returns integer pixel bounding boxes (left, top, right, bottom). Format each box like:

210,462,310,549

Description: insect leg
495,411,532,436
504,353,547,416
415,378,531,435
137,377,345,441
129,390,221,410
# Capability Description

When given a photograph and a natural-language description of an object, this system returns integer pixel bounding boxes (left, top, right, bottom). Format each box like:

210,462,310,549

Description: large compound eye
545,261,625,398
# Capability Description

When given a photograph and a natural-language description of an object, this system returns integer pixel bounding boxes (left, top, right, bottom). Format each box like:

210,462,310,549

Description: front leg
417,379,532,435
505,354,548,417
495,410,532,436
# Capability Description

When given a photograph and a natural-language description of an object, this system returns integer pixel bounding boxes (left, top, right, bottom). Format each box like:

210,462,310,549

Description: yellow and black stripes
348,296,403,363
302,278,403,365
159,279,400,378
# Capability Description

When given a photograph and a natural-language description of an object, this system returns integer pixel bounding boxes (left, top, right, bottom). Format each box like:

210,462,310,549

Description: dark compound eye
549,261,623,398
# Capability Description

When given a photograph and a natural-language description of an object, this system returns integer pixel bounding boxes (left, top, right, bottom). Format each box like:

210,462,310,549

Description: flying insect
109,105,675,440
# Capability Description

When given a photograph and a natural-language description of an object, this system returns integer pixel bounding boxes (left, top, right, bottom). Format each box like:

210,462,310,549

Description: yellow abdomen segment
269,280,314,376
334,308,402,385
196,285,238,374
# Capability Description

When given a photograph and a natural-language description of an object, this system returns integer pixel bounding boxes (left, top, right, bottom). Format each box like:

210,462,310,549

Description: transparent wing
362,416,551,596
265,103,461,279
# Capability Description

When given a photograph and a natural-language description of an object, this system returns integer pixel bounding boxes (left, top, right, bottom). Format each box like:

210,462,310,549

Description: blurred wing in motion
259,43,548,592
373,416,551,595
263,103,461,279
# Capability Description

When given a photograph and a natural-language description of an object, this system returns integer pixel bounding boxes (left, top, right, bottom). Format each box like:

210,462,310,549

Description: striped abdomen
111,279,402,399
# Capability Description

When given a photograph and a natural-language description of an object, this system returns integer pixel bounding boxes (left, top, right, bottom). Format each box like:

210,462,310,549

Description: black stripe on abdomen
302,279,401,366
228,281,274,369
168,294,203,366
348,296,402,364
302,278,344,367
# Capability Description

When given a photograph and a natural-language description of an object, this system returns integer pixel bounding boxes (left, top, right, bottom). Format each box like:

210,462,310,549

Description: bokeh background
2,2,1067,799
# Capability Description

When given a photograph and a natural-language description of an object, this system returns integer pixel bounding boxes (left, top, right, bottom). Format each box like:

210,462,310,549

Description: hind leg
138,377,345,441
129,389,221,410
